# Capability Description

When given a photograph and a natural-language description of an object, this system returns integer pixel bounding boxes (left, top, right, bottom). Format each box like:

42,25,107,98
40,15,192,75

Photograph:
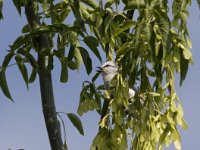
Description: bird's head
97,61,118,76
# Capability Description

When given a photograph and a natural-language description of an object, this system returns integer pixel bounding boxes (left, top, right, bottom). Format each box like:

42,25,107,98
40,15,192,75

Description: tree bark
25,1,64,150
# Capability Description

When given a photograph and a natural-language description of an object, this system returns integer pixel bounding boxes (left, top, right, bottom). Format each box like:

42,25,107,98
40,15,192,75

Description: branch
25,1,64,150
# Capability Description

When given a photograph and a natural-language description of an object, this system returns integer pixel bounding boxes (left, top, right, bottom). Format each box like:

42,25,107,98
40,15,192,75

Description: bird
97,61,119,89
97,61,136,124
97,61,136,99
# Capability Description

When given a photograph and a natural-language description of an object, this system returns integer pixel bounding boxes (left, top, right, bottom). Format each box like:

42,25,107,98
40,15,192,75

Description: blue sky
0,1,200,150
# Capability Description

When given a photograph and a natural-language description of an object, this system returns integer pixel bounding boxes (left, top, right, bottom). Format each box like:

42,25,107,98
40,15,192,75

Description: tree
0,0,196,150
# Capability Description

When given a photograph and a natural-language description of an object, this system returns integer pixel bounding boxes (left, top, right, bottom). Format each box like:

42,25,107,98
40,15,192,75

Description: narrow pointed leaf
27,53,37,68
0,0,3,20
197,0,200,10
114,20,137,37
67,60,77,70
15,55,29,88
79,0,98,8
154,8,170,54
28,68,37,83
22,24,30,33
78,47,92,75
180,51,189,86
60,61,68,83
74,47,83,69
0,69,13,101
66,113,84,135
12,0,21,16
83,36,101,62
2,52,15,69
124,0,145,9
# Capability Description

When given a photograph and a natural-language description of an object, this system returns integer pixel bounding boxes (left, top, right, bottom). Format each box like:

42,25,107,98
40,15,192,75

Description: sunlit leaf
114,20,137,37
79,0,98,8
124,0,145,9
181,118,188,130
103,8,113,36
74,47,83,70
154,8,170,55
105,0,115,8
183,48,192,60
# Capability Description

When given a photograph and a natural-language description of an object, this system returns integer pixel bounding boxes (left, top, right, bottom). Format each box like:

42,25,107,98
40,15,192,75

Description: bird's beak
96,66,103,72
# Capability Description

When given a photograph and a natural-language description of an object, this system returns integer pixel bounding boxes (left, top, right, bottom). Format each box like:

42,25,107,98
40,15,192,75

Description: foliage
0,0,193,149
77,0,192,150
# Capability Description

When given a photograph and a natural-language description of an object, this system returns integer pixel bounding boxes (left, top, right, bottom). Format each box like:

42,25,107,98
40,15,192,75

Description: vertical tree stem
25,1,64,150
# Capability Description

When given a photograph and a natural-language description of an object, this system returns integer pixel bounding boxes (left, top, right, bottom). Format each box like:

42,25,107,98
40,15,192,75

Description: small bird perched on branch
97,61,136,125
97,61,119,89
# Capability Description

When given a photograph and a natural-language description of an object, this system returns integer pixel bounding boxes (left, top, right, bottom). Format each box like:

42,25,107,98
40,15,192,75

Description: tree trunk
25,1,64,150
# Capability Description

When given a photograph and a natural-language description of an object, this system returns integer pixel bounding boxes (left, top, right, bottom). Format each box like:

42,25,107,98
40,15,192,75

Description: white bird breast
129,88,136,99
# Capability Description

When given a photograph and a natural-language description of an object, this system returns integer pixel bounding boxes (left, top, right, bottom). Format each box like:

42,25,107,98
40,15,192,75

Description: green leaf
154,8,170,55
60,61,68,83
59,7,70,23
181,118,188,130
27,53,37,69
159,125,170,144
2,52,15,69
148,92,160,97
79,0,98,8
66,113,84,135
182,48,192,60
10,34,31,50
15,55,29,88
92,72,100,82
174,140,181,150
197,0,200,10
12,0,22,16
0,0,3,20
105,0,115,8
0,69,13,101
68,45,75,60
124,0,145,9
116,42,131,58
22,24,30,33
83,36,102,62
63,141,68,150
180,51,189,86
103,8,113,35
74,47,83,70
78,47,92,75
28,68,37,83
67,60,77,70
114,20,137,37
10,24,76,51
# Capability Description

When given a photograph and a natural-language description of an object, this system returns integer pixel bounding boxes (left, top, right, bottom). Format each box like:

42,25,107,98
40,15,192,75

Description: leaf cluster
77,0,192,149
